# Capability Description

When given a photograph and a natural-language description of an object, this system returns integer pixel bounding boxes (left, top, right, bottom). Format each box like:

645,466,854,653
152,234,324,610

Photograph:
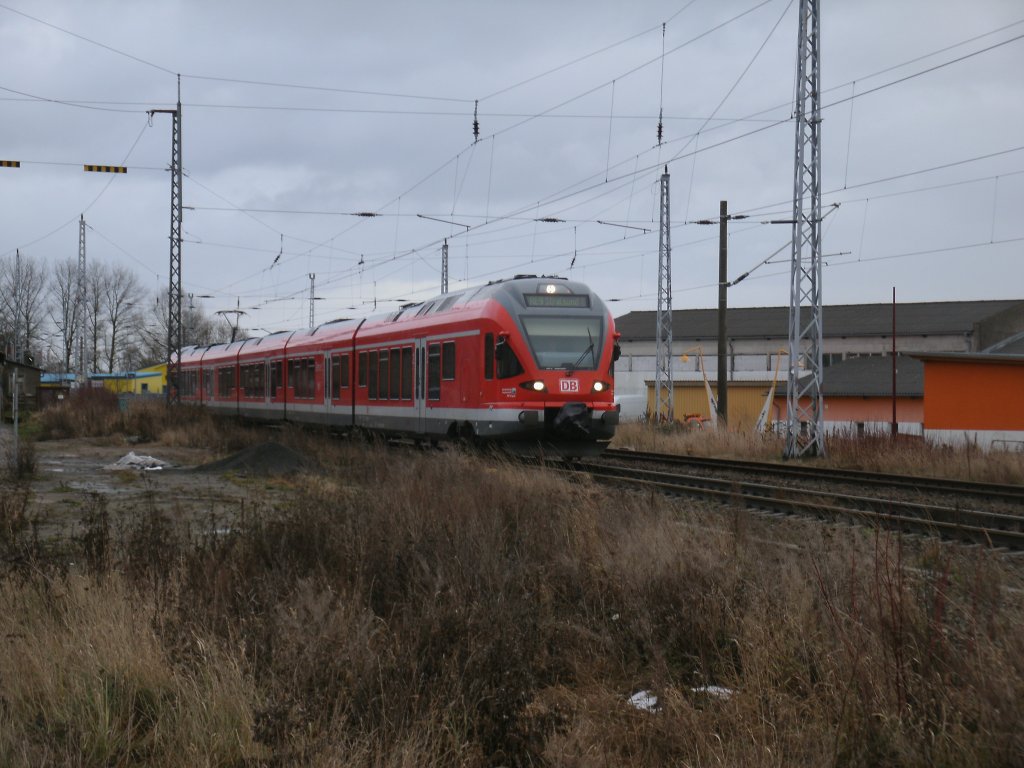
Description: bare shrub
3,435,36,480
33,387,121,440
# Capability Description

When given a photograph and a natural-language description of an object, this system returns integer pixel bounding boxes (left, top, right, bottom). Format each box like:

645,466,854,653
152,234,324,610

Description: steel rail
601,448,1024,505
559,460,1024,550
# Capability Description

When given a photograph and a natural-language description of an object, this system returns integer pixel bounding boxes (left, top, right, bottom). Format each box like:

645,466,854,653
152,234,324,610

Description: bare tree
85,261,109,373
101,263,144,373
139,291,232,367
0,252,48,364
49,258,80,372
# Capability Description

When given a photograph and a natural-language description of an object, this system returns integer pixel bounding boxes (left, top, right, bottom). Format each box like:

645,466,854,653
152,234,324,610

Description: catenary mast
785,0,825,458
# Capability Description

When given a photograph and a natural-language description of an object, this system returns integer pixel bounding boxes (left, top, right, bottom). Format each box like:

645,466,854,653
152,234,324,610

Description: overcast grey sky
2,0,1022,332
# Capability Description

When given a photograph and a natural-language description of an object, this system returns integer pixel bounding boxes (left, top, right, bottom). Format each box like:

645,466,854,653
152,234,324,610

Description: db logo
559,379,579,393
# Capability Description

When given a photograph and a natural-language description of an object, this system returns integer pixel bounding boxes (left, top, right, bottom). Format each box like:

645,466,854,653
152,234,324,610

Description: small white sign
560,379,579,393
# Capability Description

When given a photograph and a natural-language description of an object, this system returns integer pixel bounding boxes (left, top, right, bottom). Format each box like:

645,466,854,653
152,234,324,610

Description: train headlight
520,380,546,392
592,381,607,392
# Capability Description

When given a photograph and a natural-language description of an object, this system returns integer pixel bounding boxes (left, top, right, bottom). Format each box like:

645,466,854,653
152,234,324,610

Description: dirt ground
2,429,298,541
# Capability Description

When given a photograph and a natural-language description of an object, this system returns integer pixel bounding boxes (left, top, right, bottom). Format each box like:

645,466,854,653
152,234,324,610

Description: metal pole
654,168,674,423
717,200,728,427
309,274,316,327
785,0,824,458
441,239,449,294
13,250,21,365
77,216,87,386
892,286,897,436
150,79,183,404
11,372,18,469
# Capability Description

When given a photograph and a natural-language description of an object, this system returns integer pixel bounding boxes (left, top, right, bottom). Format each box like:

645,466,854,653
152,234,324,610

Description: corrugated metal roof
614,300,1023,342
778,355,923,397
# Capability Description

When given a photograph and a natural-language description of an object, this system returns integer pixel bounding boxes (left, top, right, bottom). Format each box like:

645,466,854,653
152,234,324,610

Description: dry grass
32,389,258,453
612,422,1024,484
1,413,1022,765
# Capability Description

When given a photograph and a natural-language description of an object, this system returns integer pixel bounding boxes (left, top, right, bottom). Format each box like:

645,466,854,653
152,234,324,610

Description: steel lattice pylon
76,215,87,384
785,0,824,458
150,84,184,405
441,239,449,294
654,169,674,423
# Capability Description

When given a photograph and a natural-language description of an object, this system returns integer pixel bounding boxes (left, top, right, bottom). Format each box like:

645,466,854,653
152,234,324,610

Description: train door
414,338,427,434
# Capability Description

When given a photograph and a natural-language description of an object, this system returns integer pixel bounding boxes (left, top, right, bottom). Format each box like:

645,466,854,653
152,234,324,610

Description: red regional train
177,275,621,456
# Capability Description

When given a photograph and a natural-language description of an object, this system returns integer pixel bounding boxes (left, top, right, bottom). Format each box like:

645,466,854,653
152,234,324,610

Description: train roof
179,275,611,363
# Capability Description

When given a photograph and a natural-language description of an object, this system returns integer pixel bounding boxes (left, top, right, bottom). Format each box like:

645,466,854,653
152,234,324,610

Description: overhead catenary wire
7,3,1022,321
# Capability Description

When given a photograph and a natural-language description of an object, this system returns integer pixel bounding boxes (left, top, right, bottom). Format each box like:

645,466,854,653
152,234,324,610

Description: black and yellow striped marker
84,164,127,173
0,160,20,167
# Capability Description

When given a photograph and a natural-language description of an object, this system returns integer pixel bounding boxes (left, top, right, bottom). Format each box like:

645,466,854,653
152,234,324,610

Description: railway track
545,450,1024,550
602,448,1024,505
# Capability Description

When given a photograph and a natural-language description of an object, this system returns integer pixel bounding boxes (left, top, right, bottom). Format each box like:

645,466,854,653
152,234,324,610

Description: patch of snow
628,690,659,712
104,452,169,471
692,685,733,699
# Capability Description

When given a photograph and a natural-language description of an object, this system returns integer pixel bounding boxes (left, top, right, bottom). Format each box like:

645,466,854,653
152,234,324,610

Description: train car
178,274,620,456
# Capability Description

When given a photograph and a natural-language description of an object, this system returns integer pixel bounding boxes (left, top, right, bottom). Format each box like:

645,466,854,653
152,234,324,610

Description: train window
520,316,603,370
205,370,214,398
217,366,235,397
496,340,524,379
240,363,265,398
368,351,378,399
390,347,401,400
401,347,412,400
427,343,441,400
270,361,282,398
330,353,349,399
484,333,494,380
291,357,316,399
379,350,390,400
358,351,367,387
442,341,456,380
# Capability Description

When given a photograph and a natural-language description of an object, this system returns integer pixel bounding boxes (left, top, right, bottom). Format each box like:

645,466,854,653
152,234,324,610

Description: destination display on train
524,294,591,308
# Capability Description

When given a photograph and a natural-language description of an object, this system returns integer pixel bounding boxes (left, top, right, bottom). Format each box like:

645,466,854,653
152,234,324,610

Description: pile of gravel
193,441,311,476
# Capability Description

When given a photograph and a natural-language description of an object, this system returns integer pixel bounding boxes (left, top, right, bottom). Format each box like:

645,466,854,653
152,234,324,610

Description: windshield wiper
567,328,595,373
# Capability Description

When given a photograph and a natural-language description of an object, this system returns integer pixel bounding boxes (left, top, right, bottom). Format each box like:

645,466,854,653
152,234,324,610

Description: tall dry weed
613,421,1024,483
1,432,1022,766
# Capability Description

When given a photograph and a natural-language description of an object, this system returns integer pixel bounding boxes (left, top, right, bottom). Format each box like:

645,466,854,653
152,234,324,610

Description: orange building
774,355,924,436
917,353,1024,449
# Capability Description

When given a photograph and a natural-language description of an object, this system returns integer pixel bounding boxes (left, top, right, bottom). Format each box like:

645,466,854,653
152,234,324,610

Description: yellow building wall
97,364,167,395
646,383,772,428
130,364,167,395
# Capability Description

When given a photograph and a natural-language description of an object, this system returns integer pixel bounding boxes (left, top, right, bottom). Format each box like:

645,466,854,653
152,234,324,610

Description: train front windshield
520,315,604,370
